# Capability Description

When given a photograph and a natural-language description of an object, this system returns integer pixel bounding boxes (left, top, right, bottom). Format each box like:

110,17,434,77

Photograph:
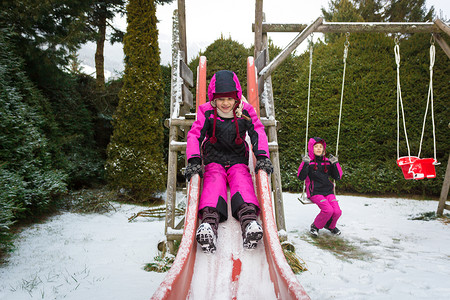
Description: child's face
215,97,236,113
313,143,324,156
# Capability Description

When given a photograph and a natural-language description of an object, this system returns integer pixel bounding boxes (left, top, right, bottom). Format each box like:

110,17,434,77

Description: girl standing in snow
184,70,273,253
297,137,343,237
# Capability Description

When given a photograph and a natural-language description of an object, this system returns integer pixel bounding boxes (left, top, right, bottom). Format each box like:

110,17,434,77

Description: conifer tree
383,0,434,22
106,0,166,201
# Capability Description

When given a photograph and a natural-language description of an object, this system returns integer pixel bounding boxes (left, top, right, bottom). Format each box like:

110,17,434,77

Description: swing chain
429,37,435,71
308,34,314,65
343,32,350,63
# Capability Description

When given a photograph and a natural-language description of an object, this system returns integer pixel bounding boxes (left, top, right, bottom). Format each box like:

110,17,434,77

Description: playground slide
151,171,309,300
151,56,309,299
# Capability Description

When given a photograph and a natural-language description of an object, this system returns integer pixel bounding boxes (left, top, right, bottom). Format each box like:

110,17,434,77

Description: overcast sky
79,0,449,77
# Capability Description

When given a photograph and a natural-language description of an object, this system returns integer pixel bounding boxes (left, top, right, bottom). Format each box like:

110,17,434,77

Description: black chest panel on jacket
202,113,250,166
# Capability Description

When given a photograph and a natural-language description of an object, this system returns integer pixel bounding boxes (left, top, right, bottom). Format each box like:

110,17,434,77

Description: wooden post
177,0,187,62
254,0,263,57
259,17,323,81
437,154,450,216
165,10,182,254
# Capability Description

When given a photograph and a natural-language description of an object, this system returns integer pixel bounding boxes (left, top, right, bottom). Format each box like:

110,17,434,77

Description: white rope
302,37,314,201
305,39,313,154
417,38,437,163
336,33,349,157
394,37,412,160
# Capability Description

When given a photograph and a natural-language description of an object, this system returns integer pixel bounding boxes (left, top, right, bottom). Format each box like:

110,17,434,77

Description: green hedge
0,32,67,254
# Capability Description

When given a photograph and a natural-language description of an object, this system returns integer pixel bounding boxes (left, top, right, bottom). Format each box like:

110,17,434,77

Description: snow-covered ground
1,193,449,300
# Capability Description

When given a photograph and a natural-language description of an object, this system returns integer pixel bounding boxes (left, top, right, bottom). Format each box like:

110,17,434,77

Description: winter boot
196,207,219,254
310,223,319,237
324,217,341,235
237,203,263,250
196,223,217,253
243,220,263,249
326,226,341,235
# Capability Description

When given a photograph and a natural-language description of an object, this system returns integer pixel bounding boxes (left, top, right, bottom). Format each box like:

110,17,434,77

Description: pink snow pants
310,194,342,229
199,163,260,221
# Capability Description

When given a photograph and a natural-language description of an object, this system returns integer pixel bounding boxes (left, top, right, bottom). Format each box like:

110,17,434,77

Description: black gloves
302,155,311,164
184,157,203,181
255,156,274,175
329,154,338,164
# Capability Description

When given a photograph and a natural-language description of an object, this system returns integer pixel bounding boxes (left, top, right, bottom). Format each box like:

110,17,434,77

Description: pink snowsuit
297,137,343,229
186,70,270,221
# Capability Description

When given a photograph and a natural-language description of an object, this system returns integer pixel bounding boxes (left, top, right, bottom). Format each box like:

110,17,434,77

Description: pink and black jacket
186,70,269,167
297,137,343,198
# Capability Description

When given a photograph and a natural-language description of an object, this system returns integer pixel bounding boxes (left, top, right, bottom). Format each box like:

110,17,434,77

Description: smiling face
313,143,324,156
215,97,236,114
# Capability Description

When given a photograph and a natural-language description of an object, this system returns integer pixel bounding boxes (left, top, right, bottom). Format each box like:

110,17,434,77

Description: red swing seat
397,156,436,180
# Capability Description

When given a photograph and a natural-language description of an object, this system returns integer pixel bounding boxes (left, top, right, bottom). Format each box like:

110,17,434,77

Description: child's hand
184,158,203,180
255,156,273,175
329,154,338,164
302,155,311,164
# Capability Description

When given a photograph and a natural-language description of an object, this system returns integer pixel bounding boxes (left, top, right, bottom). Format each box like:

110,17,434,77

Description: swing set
296,27,443,205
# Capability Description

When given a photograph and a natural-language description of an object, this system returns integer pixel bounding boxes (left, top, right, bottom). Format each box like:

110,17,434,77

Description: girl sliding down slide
184,70,273,253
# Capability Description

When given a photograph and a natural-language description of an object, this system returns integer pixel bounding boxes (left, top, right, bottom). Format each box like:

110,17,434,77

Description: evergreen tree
0,31,67,255
0,0,92,69
189,37,251,99
354,0,384,21
87,0,127,90
322,0,363,43
106,0,166,201
383,0,434,22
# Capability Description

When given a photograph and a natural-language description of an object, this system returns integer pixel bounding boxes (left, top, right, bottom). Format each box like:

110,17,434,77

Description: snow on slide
151,172,310,299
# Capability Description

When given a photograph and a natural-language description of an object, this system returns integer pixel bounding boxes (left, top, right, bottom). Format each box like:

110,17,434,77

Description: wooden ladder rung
169,141,187,152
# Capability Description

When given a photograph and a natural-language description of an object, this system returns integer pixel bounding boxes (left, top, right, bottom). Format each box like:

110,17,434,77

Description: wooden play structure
153,1,450,298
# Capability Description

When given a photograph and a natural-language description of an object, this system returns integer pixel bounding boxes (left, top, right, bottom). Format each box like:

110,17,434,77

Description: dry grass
144,240,180,273
301,233,373,261
409,211,450,224
282,241,308,274
128,207,185,222
61,188,117,214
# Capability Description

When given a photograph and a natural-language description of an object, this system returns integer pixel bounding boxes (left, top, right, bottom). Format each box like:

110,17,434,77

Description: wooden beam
182,85,193,108
259,17,323,81
254,0,264,57
254,48,267,73
435,18,450,36
437,154,450,216
433,33,450,60
177,0,187,62
254,22,444,33
180,60,193,87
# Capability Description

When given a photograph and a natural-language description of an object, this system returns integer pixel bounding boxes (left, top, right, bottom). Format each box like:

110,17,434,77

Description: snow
1,193,450,299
